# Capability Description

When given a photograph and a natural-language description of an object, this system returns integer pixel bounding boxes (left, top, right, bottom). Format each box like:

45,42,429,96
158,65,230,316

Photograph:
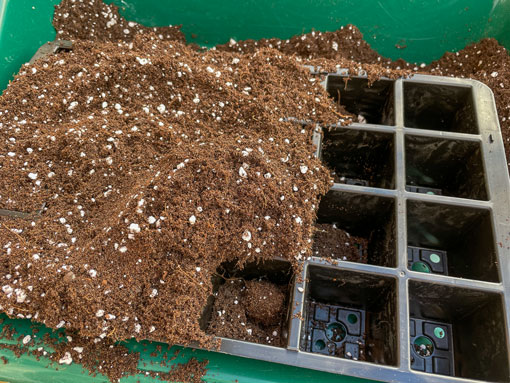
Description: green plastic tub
1,1,510,382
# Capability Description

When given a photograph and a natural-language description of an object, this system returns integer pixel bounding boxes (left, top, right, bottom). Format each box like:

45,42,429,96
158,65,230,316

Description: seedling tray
24,45,510,383
211,71,510,383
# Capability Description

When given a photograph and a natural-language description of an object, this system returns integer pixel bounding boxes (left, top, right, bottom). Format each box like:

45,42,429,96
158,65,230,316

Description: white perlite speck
193,95,200,104
189,215,196,224
59,352,73,365
22,335,31,345
88,269,97,278
148,216,156,224
239,166,248,178
119,246,128,253
136,57,149,65
28,172,38,180
332,41,338,51
242,230,252,241
157,104,166,113
129,223,141,233
73,347,84,353
150,289,158,298
15,289,27,303
491,71,499,78
96,309,104,317
299,165,308,174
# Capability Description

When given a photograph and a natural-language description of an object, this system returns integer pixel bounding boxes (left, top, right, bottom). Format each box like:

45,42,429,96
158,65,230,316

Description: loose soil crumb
1,355,7,364
244,280,286,327
312,224,368,263
207,280,287,346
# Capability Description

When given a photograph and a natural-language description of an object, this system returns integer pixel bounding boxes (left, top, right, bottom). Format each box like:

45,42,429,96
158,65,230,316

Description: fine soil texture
0,0,509,381
207,280,288,346
312,224,368,263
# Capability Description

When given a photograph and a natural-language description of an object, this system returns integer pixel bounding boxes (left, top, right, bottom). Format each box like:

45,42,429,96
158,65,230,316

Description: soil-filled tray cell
409,281,509,381
312,224,368,263
322,128,395,189
203,259,292,347
403,82,478,134
410,318,454,375
301,266,398,366
408,246,448,275
325,76,395,125
317,191,396,267
405,135,488,200
407,200,499,282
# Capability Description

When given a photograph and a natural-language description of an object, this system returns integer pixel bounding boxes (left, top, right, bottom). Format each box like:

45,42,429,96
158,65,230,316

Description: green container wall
1,0,510,381
0,314,377,383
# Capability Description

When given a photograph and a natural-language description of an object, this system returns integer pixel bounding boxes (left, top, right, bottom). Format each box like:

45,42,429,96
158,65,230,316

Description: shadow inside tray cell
409,281,509,381
407,200,499,282
326,76,395,125
405,135,488,200
322,128,395,189
404,82,478,134
301,266,398,366
201,258,293,348
317,191,396,267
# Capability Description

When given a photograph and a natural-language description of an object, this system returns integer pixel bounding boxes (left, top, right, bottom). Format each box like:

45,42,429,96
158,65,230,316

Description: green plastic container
1,1,510,382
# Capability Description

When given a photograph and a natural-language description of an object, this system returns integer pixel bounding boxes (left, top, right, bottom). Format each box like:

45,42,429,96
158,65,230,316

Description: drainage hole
347,314,358,324
326,322,347,342
314,339,326,350
434,326,445,339
411,261,431,273
429,253,441,264
414,336,434,357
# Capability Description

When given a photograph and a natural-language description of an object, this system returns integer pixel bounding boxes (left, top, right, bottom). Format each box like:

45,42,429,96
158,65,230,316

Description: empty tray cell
326,76,395,125
409,281,509,381
301,266,398,366
405,135,488,200
407,200,499,282
410,318,454,375
317,191,396,267
322,128,395,189
203,258,292,347
403,82,478,134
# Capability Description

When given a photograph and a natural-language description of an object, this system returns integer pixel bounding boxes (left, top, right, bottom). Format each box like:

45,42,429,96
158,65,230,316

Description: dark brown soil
53,0,185,43
216,26,382,64
1,355,7,364
244,280,286,327
313,224,368,263
207,280,287,346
